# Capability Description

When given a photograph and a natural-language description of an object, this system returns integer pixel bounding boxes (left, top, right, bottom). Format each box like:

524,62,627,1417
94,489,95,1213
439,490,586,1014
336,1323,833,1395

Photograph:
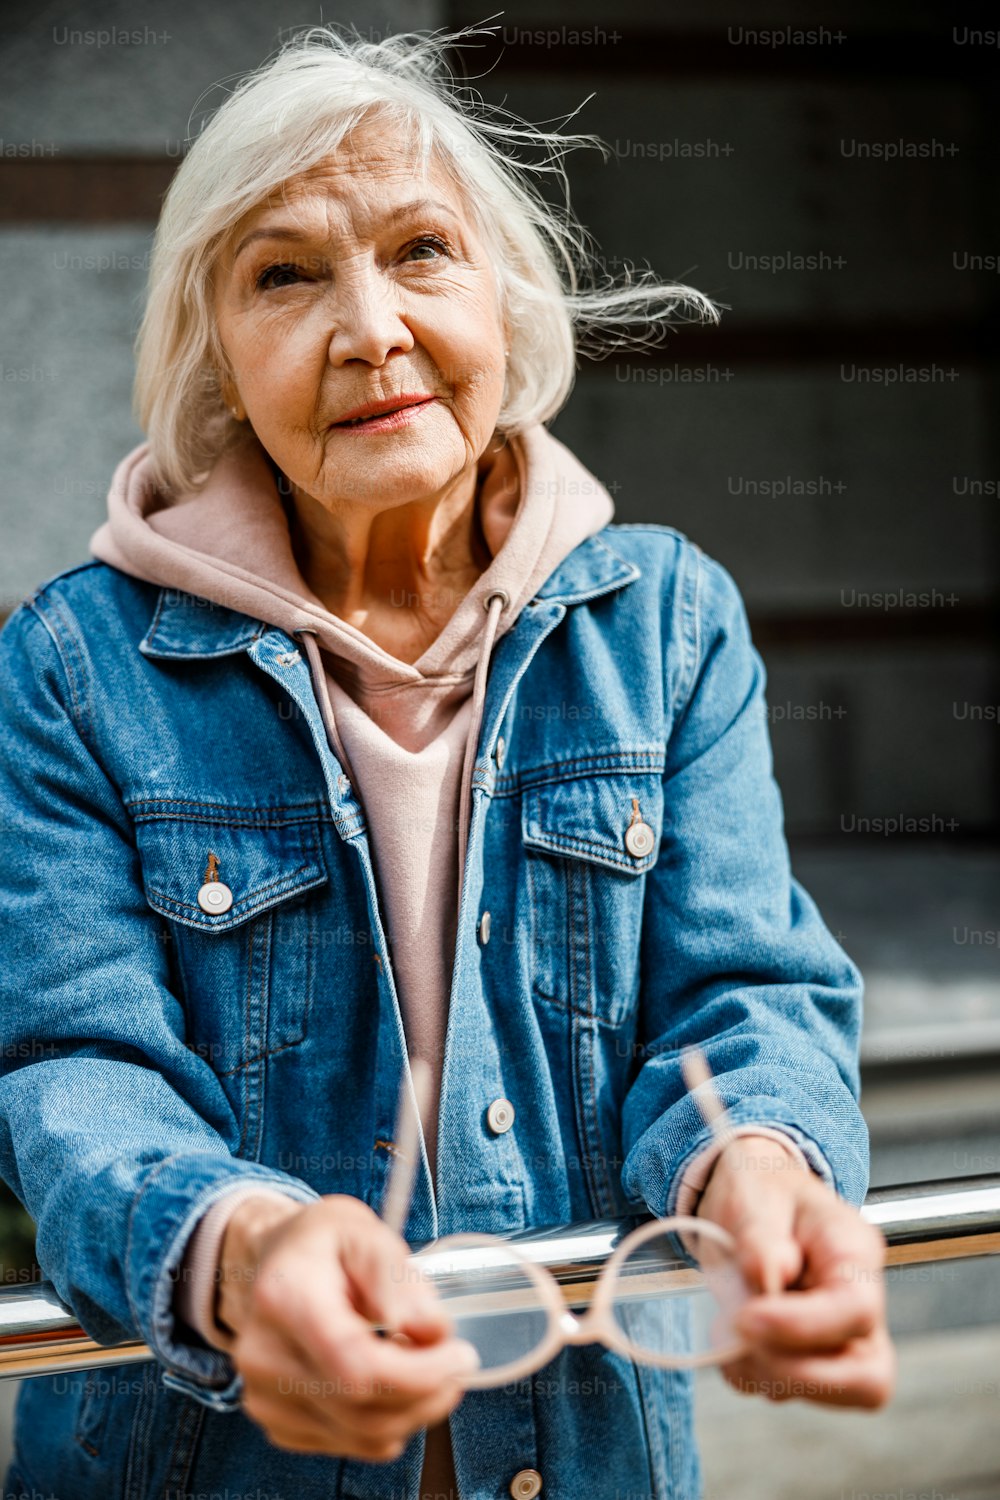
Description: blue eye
406,235,450,260
256,263,305,290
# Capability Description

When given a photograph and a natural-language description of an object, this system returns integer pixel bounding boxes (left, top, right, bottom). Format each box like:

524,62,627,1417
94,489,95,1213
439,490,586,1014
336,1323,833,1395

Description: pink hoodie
89,423,806,1499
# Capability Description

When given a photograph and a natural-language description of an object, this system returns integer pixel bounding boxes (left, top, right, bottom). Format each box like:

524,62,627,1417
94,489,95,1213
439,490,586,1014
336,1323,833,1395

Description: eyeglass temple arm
380,1056,432,1238
384,1051,727,1236
680,1046,740,1150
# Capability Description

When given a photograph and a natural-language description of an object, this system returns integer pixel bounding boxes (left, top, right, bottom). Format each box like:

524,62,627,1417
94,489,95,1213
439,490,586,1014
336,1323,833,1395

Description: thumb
732,1200,804,1297
331,1211,441,1333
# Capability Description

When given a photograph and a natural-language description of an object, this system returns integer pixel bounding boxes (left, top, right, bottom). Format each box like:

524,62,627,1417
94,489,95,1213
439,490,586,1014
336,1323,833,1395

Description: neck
277,443,503,658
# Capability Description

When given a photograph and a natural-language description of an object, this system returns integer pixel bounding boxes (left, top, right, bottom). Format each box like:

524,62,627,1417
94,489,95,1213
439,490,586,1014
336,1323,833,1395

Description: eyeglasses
377,1049,751,1389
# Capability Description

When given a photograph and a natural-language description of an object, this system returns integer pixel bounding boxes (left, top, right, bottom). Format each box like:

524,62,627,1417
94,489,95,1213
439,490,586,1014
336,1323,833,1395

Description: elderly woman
0,22,893,1500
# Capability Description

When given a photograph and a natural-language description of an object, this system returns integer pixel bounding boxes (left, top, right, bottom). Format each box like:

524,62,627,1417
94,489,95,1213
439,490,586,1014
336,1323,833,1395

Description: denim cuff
623,1109,838,1273
673,1124,819,1217
663,1112,836,1220
620,1091,848,1225
126,1152,321,1411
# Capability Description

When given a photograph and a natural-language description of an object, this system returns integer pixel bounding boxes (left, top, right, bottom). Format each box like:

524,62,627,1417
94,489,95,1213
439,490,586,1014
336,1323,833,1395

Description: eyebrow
232,197,462,264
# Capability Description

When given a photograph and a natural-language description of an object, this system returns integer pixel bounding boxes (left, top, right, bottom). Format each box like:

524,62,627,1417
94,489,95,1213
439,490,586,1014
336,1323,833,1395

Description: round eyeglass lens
427,1245,552,1379
607,1225,749,1366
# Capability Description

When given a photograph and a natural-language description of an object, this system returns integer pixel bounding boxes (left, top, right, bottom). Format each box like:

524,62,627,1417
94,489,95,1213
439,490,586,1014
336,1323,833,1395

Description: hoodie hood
90,422,613,693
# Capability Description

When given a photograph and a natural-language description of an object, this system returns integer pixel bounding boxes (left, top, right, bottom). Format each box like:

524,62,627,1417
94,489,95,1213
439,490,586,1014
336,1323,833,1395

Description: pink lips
332,396,437,432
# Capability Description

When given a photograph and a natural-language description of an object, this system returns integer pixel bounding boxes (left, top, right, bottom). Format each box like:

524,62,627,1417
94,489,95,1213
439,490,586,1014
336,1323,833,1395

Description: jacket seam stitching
27,599,94,751
524,829,655,871
127,799,332,822
671,541,703,720
493,753,666,796
144,583,170,649
146,862,317,915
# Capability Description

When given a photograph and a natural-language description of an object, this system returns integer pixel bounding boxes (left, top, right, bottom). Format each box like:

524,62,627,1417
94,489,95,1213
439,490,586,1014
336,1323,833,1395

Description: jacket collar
139,588,267,659
138,531,640,660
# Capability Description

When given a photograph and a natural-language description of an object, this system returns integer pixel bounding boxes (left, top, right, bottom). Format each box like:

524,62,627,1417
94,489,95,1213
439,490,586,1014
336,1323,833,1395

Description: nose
326,267,414,367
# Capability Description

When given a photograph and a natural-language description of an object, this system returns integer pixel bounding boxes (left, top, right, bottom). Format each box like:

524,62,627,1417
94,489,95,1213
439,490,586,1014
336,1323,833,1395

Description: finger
234,1320,340,1407
272,1202,440,1338
307,1314,480,1404
240,1355,454,1464
289,1378,463,1460
312,1337,475,1416
794,1193,886,1286
326,1210,434,1329
394,1289,456,1341
346,1382,466,1444
252,1245,477,1401
249,1235,368,1352
240,1394,346,1456
720,1326,896,1410
714,1182,804,1297
735,1220,804,1299
736,1283,881,1351
273,1359,464,1435
721,1354,852,1405
240,1283,477,1413
740,1196,887,1350
244,1394,407,1462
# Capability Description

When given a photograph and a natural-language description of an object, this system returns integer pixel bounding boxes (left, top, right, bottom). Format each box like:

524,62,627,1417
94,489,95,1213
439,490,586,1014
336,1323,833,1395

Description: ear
215,363,244,422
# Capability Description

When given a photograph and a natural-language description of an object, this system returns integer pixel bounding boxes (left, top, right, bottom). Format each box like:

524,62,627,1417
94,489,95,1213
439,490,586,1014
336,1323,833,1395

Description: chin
321,457,453,507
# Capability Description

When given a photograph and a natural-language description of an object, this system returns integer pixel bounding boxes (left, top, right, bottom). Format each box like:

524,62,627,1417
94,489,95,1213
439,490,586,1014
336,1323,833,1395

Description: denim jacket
0,524,867,1500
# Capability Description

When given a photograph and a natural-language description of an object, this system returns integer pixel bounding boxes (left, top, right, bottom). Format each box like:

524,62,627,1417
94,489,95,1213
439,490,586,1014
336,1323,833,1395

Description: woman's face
211,121,509,513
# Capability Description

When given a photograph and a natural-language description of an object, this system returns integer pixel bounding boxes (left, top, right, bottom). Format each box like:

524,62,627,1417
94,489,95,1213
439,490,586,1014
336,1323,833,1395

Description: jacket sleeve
672,1125,813,1216
0,598,321,1412
619,545,868,1219
173,1185,301,1346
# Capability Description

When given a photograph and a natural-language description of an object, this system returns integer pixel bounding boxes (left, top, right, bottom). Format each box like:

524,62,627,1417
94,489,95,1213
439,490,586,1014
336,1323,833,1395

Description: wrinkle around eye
255,262,313,291
248,233,457,291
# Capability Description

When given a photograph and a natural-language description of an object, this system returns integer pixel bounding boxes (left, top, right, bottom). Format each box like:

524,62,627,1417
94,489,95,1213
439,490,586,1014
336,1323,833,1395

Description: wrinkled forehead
275,134,441,202
220,127,475,262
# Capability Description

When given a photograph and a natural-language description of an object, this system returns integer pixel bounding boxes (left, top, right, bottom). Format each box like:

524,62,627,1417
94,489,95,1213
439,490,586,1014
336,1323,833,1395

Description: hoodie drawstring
294,628,359,791
292,589,508,911
457,589,508,905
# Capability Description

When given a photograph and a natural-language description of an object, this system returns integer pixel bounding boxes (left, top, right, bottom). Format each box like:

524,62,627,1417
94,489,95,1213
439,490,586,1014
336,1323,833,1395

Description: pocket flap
133,813,328,931
521,772,663,874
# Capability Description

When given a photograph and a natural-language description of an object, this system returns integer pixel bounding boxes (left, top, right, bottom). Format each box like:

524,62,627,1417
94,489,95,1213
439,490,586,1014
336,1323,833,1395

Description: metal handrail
1,1174,997,1381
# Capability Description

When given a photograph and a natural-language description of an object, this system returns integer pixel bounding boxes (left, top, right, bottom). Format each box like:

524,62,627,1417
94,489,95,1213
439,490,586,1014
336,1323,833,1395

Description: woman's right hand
208,1192,480,1461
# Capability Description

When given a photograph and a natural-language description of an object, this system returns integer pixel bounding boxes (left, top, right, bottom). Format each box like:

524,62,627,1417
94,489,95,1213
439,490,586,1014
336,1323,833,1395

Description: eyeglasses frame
379,1050,750,1389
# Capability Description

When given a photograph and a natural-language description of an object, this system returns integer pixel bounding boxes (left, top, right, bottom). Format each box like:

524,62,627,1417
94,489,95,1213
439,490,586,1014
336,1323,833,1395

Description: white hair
133,18,720,495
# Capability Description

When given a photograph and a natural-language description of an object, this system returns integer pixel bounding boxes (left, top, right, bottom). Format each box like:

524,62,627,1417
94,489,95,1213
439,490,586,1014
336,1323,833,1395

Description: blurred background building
1,1,998,1494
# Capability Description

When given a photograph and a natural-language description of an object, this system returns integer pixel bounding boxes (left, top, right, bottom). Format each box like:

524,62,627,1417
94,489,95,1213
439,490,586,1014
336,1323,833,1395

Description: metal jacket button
509,1469,543,1498
479,910,491,945
495,735,506,770
624,820,655,858
624,797,656,859
197,881,233,914
487,1097,515,1134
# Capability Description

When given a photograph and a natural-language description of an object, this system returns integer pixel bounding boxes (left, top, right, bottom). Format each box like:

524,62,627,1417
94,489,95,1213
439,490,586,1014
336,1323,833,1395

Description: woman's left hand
696,1134,896,1409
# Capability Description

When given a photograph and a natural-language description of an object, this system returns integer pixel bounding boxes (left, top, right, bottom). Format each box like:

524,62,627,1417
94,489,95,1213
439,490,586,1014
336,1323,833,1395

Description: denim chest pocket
521,771,663,1027
132,808,329,1076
